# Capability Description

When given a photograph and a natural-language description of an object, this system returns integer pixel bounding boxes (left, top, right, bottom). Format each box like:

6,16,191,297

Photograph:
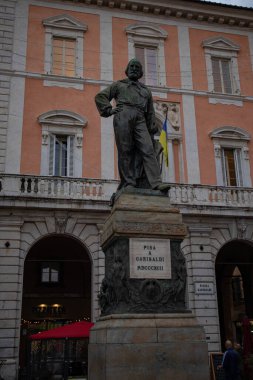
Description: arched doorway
19,235,91,375
215,239,253,349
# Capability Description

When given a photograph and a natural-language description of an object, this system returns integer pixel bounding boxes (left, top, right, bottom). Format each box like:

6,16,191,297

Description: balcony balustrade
0,174,253,209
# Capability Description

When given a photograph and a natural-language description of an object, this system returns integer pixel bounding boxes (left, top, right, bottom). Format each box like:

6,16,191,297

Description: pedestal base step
88,313,209,380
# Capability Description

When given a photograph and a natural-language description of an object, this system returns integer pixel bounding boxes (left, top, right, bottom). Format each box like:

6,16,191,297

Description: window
210,127,251,187
202,36,240,98
49,134,74,176
43,14,87,88
52,37,76,77
135,46,158,86
221,148,242,186
232,276,244,306
232,267,244,306
211,57,232,94
38,110,87,178
126,24,167,88
41,262,60,283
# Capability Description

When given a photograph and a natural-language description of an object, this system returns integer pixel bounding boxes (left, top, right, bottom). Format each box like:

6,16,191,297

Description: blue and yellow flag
159,117,168,167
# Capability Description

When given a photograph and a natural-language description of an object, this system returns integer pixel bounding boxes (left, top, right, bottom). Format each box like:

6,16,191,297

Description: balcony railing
0,174,117,201
0,174,253,209
169,184,253,208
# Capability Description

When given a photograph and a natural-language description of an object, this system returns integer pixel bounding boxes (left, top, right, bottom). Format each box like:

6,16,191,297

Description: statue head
125,58,143,81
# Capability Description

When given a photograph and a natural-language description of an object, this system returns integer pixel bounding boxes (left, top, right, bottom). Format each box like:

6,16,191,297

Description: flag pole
165,107,168,169
160,152,163,174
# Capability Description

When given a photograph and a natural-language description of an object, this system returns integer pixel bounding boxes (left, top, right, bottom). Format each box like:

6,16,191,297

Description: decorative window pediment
43,14,88,32
210,127,250,142
126,24,167,40
202,36,240,52
38,110,87,128
203,36,241,98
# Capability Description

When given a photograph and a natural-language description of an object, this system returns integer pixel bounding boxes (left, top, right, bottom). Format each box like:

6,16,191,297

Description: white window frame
49,134,75,177
202,36,241,102
126,24,167,90
210,127,251,187
221,147,243,186
43,14,88,89
41,262,60,283
38,110,87,178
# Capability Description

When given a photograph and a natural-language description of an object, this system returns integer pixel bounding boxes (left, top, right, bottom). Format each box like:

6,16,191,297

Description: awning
29,321,94,340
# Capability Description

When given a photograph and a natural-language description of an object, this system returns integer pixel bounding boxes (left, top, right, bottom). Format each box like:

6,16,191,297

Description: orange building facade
1,0,253,378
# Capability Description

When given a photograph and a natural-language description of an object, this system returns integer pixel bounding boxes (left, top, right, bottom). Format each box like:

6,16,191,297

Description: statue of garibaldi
95,58,170,192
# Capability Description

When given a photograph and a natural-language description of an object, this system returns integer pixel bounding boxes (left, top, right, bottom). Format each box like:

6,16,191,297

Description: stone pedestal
89,190,209,379
89,314,209,380
98,190,188,315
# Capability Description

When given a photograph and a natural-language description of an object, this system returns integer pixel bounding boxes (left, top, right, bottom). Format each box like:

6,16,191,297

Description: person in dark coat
218,340,241,380
234,342,244,380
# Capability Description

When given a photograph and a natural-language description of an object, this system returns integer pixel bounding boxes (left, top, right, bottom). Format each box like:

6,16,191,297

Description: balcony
0,174,253,213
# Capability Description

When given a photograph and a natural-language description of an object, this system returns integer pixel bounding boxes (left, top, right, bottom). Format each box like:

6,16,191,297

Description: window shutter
135,46,145,84
221,59,232,94
49,135,55,175
52,37,76,77
211,57,222,92
68,135,74,177
41,265,50,282
65,39,76,76
135,46,145,68
221,148,228,185
52,37,64,75
135,46,158,86
234,149,243,186
59,136,68,176
146,48,158,86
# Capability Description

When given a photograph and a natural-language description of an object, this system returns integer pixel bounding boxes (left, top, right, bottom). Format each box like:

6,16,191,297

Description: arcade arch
19,234,92,373
215,239,253,348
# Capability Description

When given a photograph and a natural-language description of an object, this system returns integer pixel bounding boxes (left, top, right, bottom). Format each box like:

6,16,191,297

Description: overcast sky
201,0,253,7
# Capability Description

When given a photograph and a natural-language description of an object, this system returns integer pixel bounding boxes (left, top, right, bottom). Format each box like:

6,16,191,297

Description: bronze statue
95,59,169,192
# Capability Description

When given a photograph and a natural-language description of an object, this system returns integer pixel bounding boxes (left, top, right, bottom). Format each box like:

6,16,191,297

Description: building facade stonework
0,0,17,173
0,0,253,378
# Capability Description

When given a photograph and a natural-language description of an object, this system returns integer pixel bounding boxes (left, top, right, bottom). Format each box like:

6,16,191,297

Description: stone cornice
65,0,253,29
3,68,253,103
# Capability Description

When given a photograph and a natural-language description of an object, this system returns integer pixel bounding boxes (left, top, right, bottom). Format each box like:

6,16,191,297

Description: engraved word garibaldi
95,59,169,192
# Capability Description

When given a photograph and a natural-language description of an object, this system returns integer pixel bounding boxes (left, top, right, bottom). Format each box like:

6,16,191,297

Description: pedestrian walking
217,340,241,380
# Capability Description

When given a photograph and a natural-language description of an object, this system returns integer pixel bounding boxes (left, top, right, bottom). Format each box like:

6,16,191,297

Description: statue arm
95,83,119,117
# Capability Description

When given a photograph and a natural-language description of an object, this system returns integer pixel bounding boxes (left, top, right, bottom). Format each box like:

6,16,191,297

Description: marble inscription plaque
195,282,214,295
129,238,171,279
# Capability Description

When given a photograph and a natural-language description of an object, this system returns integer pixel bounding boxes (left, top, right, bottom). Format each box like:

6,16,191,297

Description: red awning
29,321,94,340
